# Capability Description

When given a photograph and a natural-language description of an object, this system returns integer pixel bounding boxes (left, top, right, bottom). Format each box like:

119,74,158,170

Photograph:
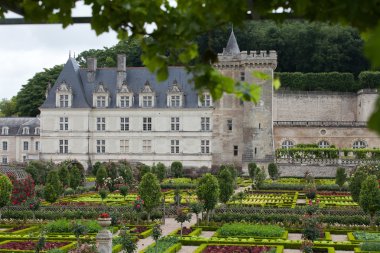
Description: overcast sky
0,3,119,100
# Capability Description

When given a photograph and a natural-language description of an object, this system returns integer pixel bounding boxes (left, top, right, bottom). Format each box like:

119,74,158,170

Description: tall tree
217,168,234,204
349,170,368,203
359,175,380,226
196,173,219,224
138,172,162,221
15,65,63,116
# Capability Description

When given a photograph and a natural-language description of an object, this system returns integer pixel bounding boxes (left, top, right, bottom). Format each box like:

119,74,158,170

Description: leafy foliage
196,173,219,213
0,174,13,209
7,173,35,205
138,173,162,219
96,166,107,188
69,165,82,190
58,165,70,188
44,184,58,204
46,170,63,195
349,169,368,203
152,162,166,182
217,168,234,203
217,223,284,237
0,98,17,116
335,167,347,189
268,163,279,180
248,163,266,189
359,175,380,225
170,161,183,178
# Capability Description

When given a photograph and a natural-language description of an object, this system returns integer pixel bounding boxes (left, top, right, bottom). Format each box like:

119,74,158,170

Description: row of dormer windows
57,93,212,108
1,127,39,135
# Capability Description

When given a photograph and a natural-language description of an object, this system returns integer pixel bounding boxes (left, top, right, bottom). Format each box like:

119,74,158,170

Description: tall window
227,119,233,131
171,117,180,131
59,117,68,131
96,96,106,108
201,117,210,131
120,140,129,153
201,140,210,154
96,140,106,153
35,141,40,151
2,156,7,164
96,117,106,131
120,117,129,131
142,96,153,107
234,145,238,156
353,140,367,149
120,96,130,108
171,140,180,154
143,117,152,131
59,94,69,107
23,141,29,151
1,127,9,135
170,95,181,107
22,127,29,135
201,94,212,107
240,71,245,81
59,139,68,154
34,127,40,135
318,140,330,148
281,140,294,149
142,140,152,153
2,141,7,151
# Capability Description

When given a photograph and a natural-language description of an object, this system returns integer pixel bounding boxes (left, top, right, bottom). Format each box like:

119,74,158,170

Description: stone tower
213,29,277,172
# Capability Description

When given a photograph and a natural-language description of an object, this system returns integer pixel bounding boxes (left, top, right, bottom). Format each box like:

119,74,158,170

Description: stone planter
98,218,112,228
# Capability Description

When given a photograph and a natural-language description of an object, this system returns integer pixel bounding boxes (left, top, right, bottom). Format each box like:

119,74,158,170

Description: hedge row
276,71,380,92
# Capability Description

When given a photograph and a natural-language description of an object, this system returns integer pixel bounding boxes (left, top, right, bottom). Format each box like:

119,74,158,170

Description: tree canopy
1,1,380,133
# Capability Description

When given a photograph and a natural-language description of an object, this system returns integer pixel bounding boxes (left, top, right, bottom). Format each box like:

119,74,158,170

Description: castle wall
273,91,358,121
274,126,380,149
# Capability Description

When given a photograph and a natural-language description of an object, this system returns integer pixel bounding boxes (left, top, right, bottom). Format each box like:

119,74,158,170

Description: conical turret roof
224,28,240,55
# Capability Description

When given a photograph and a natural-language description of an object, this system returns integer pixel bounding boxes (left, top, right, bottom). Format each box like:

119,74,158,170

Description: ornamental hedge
276,71,380,92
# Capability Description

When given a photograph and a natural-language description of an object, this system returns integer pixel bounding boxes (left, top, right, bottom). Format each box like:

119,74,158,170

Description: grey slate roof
0,117,40,136
224,29,240,55
41,58,201,109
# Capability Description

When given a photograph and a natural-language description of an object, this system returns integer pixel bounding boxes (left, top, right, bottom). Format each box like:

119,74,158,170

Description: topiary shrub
171,161,183,178
268,163,279,180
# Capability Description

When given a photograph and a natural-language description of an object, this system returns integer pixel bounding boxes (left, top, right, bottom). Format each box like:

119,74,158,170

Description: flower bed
140,236,180,253
0,240,75,252
0,226,38,235
348,231,380,242
194,244,283,253
228,192,298,208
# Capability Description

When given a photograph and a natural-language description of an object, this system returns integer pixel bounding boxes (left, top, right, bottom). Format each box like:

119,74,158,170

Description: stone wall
278,164,354,178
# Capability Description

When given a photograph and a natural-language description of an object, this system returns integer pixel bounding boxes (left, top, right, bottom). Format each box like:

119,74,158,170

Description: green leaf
273,78,281,90
252,71,269,80
365,23,380,68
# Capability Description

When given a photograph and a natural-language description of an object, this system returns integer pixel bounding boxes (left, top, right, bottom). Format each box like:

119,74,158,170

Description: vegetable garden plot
228,192,298,208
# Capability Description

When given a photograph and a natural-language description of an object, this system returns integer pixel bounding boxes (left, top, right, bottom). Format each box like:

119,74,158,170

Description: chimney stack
87,57,97,83
117,54,127,89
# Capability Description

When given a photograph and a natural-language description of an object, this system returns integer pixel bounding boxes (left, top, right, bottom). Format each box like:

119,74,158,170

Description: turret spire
223,27,240,55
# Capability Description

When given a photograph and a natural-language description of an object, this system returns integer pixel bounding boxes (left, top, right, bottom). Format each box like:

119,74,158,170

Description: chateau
1,31,379,171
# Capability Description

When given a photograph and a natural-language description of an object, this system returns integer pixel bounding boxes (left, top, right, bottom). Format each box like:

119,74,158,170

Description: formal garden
0,160,379,253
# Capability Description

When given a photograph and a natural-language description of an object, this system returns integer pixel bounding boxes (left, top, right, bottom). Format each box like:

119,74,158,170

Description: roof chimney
87,57,97,83
117,54,127,89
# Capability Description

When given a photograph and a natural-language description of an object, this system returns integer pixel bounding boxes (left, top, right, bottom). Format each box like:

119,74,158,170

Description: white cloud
0,5,119,99
0,24,118,99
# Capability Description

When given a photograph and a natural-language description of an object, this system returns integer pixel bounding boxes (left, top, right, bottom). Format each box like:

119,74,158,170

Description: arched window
1,127,9,135
318,140,330,148
353,140,367,149
281,140,294,149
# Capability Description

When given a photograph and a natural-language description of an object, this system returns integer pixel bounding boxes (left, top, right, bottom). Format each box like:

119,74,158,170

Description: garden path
136,216,197,252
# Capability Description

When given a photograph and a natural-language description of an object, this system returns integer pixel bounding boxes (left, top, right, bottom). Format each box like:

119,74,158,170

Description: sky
0,3,119,100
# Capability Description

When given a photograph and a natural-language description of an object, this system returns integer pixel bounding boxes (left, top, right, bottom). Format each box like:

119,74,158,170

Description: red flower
99,212,110,218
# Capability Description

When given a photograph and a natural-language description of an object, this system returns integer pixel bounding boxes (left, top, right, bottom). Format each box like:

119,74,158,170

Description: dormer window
167,80,183,108
117,81,134,108
22,127,29,135
1,127,9,135
198,93,213,107
55,81,73,108
34,127,40,135
93,82,110,108
139,81,155,108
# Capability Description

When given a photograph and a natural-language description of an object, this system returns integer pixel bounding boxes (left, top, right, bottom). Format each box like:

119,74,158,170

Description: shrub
196,173,219,224
350,170,368,202
44,184,58,204
268,163,279,180
358,71,380,89
46,170,63,195
64,188,75,196
144,237,178,253
139,164,151,179
58,165,70,188
98,189,108,203
96,166,107,188
119,185,129,200
171,161,183,178
217,223,284,237
138,173,162,221
335,167,347,190
360,242,380,251
118,163,133,184
0,174,12,217
152,162,166,181
359,175,380,226
218,168,234,203
69,165,82,189
7,173,35,205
